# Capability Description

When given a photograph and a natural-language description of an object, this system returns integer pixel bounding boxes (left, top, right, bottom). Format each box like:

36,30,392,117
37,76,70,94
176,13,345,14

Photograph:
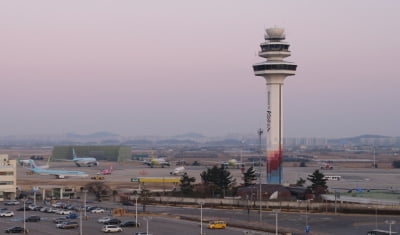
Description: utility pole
258,128,263,222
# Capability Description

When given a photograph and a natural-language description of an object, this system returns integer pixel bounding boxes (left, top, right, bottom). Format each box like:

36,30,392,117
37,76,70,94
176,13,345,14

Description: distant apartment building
0,154,17,201
284,137,328,147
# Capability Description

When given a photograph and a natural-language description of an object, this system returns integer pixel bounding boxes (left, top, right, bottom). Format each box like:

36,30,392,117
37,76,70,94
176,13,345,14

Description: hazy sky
1,1,399,138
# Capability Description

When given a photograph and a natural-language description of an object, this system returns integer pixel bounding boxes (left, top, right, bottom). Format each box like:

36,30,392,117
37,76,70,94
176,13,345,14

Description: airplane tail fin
29,159,37,169
72,148,77,159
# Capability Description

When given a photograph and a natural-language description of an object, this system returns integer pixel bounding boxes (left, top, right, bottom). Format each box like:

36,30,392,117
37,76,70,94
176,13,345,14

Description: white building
0,154,17,201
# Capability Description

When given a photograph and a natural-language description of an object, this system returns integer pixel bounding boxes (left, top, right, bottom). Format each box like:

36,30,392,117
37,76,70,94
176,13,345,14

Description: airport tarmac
17,160,400,194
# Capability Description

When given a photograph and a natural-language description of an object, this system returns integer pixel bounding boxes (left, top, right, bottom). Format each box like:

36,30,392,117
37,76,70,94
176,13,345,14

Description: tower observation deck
252,27,297,184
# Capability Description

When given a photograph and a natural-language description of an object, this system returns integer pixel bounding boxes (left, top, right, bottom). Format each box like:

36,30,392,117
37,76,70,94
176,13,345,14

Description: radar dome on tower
265,27,285,40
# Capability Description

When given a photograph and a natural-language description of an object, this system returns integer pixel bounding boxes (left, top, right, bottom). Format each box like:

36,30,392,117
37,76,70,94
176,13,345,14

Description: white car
102,225,122,233
98,217,111,223
4,200,19,205
58,210,72,215
0,211,14,217
91,208,105,213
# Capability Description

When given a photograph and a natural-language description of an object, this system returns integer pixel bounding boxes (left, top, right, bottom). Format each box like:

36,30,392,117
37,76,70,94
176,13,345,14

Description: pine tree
243,166,257,186
179,173,196,196
307,169,328,197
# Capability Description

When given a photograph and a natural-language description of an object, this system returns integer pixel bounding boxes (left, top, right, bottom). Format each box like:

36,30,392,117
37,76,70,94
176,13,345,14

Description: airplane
143,157,170,168
97,165,112,175
170,166,186,176
28,159,88,179
320,163,334,170
71,148,99,167
18,156,50,169
222,159,244,169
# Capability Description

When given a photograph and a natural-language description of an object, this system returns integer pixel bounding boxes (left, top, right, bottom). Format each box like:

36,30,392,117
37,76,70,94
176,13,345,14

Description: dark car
104,218,121,225
25,215,40,222
120,221,140,227
58,221,79,229
17,207,31,211
66,213,78,219
53,217,69,224
122,201,134,206
4,226,27,233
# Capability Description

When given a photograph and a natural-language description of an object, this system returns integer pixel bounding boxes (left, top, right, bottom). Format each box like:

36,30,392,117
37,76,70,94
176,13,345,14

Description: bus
324,175,341,181
367,229,397,235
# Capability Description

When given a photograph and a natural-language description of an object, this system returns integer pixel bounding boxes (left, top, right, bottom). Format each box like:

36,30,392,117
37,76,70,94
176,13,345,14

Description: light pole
23,199,26,234
257,128,263,222
199,201,205,235
385,220,396,234
144,217,152,234
79,207,83,235
134,195,138,227
82,190,88,220
273,209,281,235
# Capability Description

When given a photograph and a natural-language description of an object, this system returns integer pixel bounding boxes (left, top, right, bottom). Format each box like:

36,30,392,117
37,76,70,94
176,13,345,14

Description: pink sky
1,1,399,138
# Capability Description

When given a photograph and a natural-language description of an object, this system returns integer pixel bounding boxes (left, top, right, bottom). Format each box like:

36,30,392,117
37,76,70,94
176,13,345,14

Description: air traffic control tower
252,27,297,184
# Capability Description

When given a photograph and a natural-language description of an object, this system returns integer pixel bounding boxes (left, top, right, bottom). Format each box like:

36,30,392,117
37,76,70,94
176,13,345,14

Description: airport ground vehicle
4,226,28,233
25,215,40,222
101,225,123,233
207,220,227,229
120,221,140,227
91,175,105,180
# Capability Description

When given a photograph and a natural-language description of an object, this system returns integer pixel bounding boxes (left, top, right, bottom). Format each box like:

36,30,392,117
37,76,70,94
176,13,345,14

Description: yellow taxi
207,220,227,229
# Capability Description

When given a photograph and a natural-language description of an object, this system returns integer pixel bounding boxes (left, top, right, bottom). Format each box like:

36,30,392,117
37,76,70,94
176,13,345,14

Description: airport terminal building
0,154,16,201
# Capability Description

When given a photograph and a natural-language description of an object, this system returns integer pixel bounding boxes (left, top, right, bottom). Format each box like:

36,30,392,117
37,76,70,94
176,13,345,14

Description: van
207,220,227,229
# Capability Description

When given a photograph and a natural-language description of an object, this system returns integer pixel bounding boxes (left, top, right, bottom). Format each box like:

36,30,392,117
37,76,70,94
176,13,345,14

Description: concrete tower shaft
252,27,297,184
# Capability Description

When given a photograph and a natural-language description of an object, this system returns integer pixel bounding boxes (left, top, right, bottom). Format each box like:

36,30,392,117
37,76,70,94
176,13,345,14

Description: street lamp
144,217,152,234
133,195,139,227
23,199,26,234
82,189,88,220
273,209,281,235
385,220,396,234
199,200,205,235
257,128,263,222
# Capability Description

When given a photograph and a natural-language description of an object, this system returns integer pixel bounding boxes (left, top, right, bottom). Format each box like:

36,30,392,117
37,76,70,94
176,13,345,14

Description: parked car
104,218,121,225
66,213,78,219
98,217,111,223
4,226,27,233
101,225,122,233
207,220,227,229
135,232,153,235
57,221,79,229
57,210,72,215
0,211,14,217
120,221,140,227
4,200,19,206
25,215,40,222
0,207,8,211
90,208,105,213
53,217,69,224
